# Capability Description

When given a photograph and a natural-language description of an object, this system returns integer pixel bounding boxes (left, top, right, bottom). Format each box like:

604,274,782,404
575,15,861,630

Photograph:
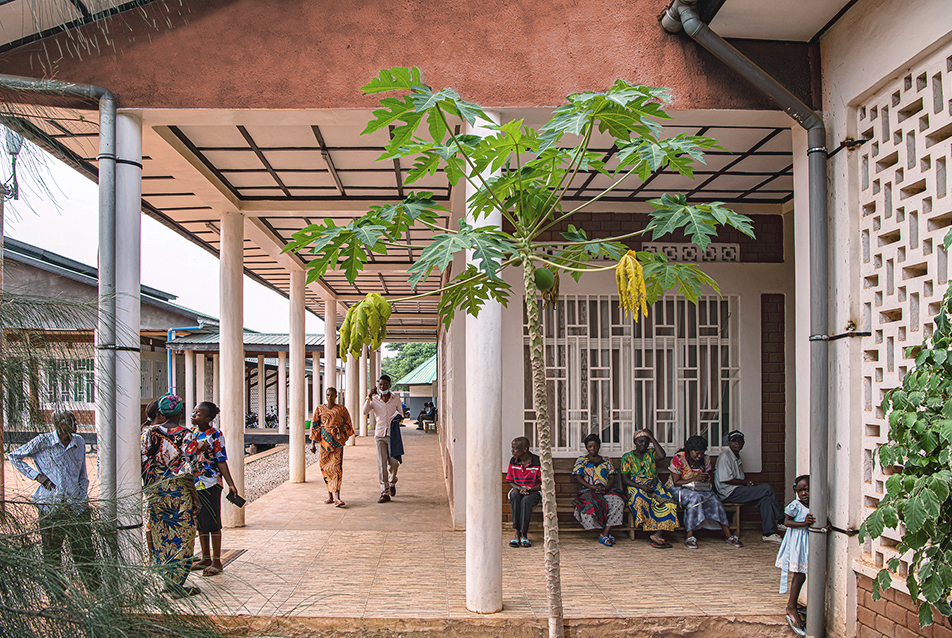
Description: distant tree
382,342,437,383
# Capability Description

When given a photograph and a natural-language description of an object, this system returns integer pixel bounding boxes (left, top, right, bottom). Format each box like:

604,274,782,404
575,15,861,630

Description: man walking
714,430,784,542
362,374,403,503
9,410,96,589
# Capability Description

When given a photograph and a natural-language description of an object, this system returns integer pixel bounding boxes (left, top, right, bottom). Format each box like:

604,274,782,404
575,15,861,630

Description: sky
3,141,325,334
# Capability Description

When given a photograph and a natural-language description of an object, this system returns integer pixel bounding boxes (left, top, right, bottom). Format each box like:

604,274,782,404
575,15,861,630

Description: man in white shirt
9,410,96,588
362,374,403,503
714,430,784,543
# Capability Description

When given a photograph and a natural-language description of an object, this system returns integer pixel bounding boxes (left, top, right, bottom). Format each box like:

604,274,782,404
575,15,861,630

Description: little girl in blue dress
776,475,814,636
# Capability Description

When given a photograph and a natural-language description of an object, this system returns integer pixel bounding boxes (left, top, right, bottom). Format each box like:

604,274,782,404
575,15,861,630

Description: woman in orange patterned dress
309,387,354,507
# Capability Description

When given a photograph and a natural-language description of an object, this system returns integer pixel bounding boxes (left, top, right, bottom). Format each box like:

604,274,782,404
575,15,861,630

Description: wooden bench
622,499,742,541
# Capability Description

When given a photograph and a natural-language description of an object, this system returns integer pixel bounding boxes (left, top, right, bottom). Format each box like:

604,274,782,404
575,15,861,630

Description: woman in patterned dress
620,428,678,548
309,387,354,507
572,433,625,546
140,393,202,597
667,435,742,549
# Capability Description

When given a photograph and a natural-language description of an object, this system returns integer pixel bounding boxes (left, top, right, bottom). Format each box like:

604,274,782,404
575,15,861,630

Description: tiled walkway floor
196,428,789,621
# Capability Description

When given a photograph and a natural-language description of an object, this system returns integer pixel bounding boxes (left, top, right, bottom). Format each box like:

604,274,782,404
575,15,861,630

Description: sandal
190,559,212,571
166,585,202,599
598,535,614,546
509,539,520,548
324,495,335,504
520,538,532,548
649,538,671,549
335,500,346,508
726,535,743,548
202,565,222,577
786,613,806,636
684,536,698,549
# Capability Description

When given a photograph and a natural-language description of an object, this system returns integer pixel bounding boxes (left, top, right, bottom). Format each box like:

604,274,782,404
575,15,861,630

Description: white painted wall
819,1,952,635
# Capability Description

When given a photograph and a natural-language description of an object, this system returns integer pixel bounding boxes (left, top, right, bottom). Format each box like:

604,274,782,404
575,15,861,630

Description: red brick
858,605,878,628
933,621,952,638
897,627,924,638
865,591,889,615
876,614,897,635
887,600,907,618
859,624,885,638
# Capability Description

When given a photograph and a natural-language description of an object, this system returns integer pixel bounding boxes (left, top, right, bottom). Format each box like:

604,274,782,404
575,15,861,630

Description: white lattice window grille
858,42,952,577
44,358,96,404
523,294,741,456
642,242,741,263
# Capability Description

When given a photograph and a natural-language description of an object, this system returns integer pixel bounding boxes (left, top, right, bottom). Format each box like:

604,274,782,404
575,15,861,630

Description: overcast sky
3,141,325,334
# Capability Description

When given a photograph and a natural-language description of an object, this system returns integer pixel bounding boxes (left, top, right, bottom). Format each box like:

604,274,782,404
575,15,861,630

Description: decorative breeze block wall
859,42,952,575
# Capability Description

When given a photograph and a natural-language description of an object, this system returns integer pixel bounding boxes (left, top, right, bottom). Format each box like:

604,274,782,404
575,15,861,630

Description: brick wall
505,213,784,262
39,409,95,425
857,574,952,638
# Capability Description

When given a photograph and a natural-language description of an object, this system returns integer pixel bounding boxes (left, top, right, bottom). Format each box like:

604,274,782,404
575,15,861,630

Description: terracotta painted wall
0,0,815,111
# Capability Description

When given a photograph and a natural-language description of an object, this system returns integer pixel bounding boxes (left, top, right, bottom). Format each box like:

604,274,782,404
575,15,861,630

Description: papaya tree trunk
523,264,564,638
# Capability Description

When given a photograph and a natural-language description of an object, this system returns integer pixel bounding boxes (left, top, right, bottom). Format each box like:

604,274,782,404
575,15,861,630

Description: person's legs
66,509,97,590
209,532,223,570
389,457,399,485
724,484,782,535
518,491,542,539
508,488,522,542
375,437,391,498
787,572,807,628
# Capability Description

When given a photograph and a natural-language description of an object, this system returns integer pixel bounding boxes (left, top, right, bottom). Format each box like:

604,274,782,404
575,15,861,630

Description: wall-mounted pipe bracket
827,137,870,159
810,331,872,342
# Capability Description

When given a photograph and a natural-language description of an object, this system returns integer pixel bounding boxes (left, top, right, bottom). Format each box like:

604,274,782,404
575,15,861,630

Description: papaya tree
285,67,754,637
859,231,952,628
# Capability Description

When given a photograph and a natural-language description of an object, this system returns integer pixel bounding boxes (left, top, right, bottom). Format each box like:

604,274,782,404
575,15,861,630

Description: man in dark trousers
714,430,784,543
506,436,542,548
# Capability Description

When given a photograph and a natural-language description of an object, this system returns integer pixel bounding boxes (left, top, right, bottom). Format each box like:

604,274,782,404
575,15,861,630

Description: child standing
776,475,814,636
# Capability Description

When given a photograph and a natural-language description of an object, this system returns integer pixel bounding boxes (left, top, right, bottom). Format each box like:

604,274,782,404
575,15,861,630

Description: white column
324,295,338,391
114,112,142,532
256,355,266,429
219,211,245,527
278,350,287,434
184,350,195,414
195,353,206,403
346,353,358,446
359,346,369,437
312,352,322,413
289,270,306,482
465,111,503,614
212,353,220,405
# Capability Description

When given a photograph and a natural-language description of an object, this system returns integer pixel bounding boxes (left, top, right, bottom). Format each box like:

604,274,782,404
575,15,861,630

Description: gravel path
244,447,320,503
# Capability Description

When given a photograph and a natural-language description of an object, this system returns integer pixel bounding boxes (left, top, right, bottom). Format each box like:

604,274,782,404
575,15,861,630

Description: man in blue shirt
9,410,96,588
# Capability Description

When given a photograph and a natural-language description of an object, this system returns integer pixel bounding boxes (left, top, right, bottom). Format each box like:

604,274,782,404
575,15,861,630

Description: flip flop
786,613,806,636
685,536,698,549
335,500,346,508
509,539,520,548
598,536,614,547
202,566,222,577
520,538,532,548
649,539,671,549
324,496,335,504
190,560,211,572
166,585,202,599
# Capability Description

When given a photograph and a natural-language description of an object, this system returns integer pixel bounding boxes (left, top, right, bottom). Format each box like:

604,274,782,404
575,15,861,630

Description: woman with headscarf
140,393,202,597
667,435,742,549
309,387,354,507
620,429,678,548
571,433,625,546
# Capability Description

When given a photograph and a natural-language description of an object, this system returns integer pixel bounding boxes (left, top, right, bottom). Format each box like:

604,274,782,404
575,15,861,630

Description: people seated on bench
416,402,436,430
714,430,784,543
571,433,625,547
506,436,542,548
620,429,678,549
667,435,743,549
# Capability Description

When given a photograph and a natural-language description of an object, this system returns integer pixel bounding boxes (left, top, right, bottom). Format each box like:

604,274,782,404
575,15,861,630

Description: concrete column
114,112,142,531
184,350,195,414
324,296,338,391
346,353,358,445
465,111,503,614
289,270,306,482
257,355,266,429
312,352,322,413
219,211,245,527
278,351,287,435
195,353,206,403
212,353,220,405
359,346,369,437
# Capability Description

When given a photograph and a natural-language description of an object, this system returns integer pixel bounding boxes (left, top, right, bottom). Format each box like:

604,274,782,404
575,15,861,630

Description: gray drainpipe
0,74,118,521
661,4,830,637
166,322,206,393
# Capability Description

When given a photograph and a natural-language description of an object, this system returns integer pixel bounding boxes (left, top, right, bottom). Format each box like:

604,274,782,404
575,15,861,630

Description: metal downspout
661,4,830,637
0,75,119,521
166,323,205,393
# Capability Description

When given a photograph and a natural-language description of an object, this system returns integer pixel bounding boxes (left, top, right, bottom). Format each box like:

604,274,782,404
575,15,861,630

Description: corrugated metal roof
168,332,327,351
394,354,437,386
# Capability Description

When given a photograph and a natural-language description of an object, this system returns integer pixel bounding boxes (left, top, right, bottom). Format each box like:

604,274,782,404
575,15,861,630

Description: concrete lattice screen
859,41,952,577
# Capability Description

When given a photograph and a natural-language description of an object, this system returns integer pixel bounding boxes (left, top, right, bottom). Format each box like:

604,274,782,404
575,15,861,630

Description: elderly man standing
362,374,403,503
714,430,785,543
9,410,96,589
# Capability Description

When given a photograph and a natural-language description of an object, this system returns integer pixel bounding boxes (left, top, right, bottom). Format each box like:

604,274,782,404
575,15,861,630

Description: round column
219,211,245,528
256,355,266,429
359,346,369,437
289,270,306,482
278,350,287,434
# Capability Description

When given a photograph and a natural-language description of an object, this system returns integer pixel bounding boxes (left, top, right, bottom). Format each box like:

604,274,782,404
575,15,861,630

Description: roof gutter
661,4,830,637
0,74,119,521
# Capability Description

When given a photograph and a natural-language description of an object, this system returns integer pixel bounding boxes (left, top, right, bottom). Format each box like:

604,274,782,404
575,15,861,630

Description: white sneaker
763,533,783,543
777,524,787,533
